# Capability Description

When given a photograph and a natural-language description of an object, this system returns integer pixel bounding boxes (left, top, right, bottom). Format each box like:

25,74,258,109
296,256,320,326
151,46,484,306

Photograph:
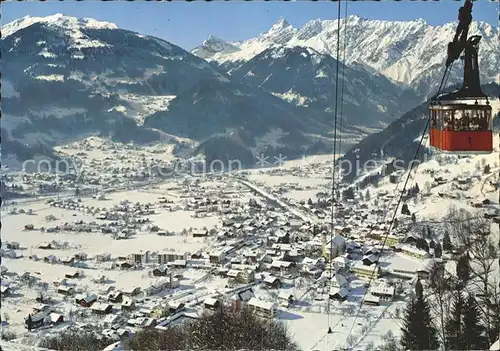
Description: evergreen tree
434,242,442,258
483,164,491,174
27,314,32,332
426,225,433,239
429,239,436,249
365,190,370,201
422,239,430,252
401,204,411,215
393,218,399,229
443,232,452,251
307,198,313,206
456,254,470,287
462,295,487,350
411,213,416,223
445,291,465,350
400,295,439,350
415,278,423,299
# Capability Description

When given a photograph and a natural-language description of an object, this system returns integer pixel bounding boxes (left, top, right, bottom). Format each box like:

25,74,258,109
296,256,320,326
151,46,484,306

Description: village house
92,302,113,314
76,294,98,307
48,313,64,326
328,234,347,259
108,291,123,303
167,301,186,314
6,241,20,250
39,243,52,250
119,261,135,270
203,297,221,310
247,298,277,319
145,275,180,295
103,314,124,327
169,259,187,268
122,286,141,296
241,250,258,262
351,262,380,280
25,313,46,330
329,287,349,301
331,274,349,290
209,249,226,264
157,251,190,265
57,285,75,296
152,265,169,277
362,254,379,266
121,296,135,311
263,275,281,289
192,229,208,237
65,271,80,279
277,291,294,307
1,285,11,297
332,255,350,270
363,294,381,306
369,285,395,302
396,244,431,259
390,267,417,280
269,260,294,273
129,251,151,265
227,269,255,284
31,303,52,315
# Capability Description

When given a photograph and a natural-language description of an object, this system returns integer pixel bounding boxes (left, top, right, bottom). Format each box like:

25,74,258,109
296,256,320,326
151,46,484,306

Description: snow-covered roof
332,274,348,287
248,297,276,311
397,244,430,256
204,297,219,306
351,261,379,273
370,285,395,296
329,287,349,298
236,288,254,302
278,290,294,300
333,256,349,264
364,294,380,304
49,313,63,323
264,275,280,284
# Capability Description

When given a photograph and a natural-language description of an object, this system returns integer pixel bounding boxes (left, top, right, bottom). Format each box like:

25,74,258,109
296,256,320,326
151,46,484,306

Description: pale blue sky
2,0,498,50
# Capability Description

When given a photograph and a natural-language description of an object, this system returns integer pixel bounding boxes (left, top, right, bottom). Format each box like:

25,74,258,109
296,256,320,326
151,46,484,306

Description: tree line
399,208,499,350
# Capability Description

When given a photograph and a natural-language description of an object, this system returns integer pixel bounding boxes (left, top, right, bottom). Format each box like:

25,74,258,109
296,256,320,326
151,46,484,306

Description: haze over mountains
1,14,498,172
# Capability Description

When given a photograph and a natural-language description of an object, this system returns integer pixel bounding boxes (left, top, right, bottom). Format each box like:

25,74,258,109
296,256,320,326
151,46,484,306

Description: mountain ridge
191,16,499,98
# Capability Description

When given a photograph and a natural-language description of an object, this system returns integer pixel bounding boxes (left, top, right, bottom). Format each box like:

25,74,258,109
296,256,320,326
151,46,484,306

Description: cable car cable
327,0,344,347
407,62,454,198
342,66,452,348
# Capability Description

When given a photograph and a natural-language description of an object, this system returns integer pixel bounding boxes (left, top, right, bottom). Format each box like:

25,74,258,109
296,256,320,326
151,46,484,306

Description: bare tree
467,233,499,345
427,264,453,348
365,341,375,351
445,207,500,345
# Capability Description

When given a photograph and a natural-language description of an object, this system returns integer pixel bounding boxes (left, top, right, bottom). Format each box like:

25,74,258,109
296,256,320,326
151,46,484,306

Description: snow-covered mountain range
228,45,418,128
1,14,498,170
1,15,333,161
192,16,499,98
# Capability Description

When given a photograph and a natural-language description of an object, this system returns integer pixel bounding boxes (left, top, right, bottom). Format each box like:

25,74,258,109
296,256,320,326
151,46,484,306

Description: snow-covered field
2,132,499,350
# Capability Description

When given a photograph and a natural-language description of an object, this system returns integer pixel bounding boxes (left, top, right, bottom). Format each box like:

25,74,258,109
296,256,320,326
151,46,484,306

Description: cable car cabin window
430,110,437,129
442,110,453,131
454,109,471,131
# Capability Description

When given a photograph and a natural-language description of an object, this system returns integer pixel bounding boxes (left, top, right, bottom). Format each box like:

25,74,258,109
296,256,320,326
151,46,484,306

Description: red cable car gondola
429,0,493,154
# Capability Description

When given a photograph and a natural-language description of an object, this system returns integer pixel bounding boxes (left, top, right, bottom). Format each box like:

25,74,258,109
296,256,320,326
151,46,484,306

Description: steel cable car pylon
429,0,493,154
